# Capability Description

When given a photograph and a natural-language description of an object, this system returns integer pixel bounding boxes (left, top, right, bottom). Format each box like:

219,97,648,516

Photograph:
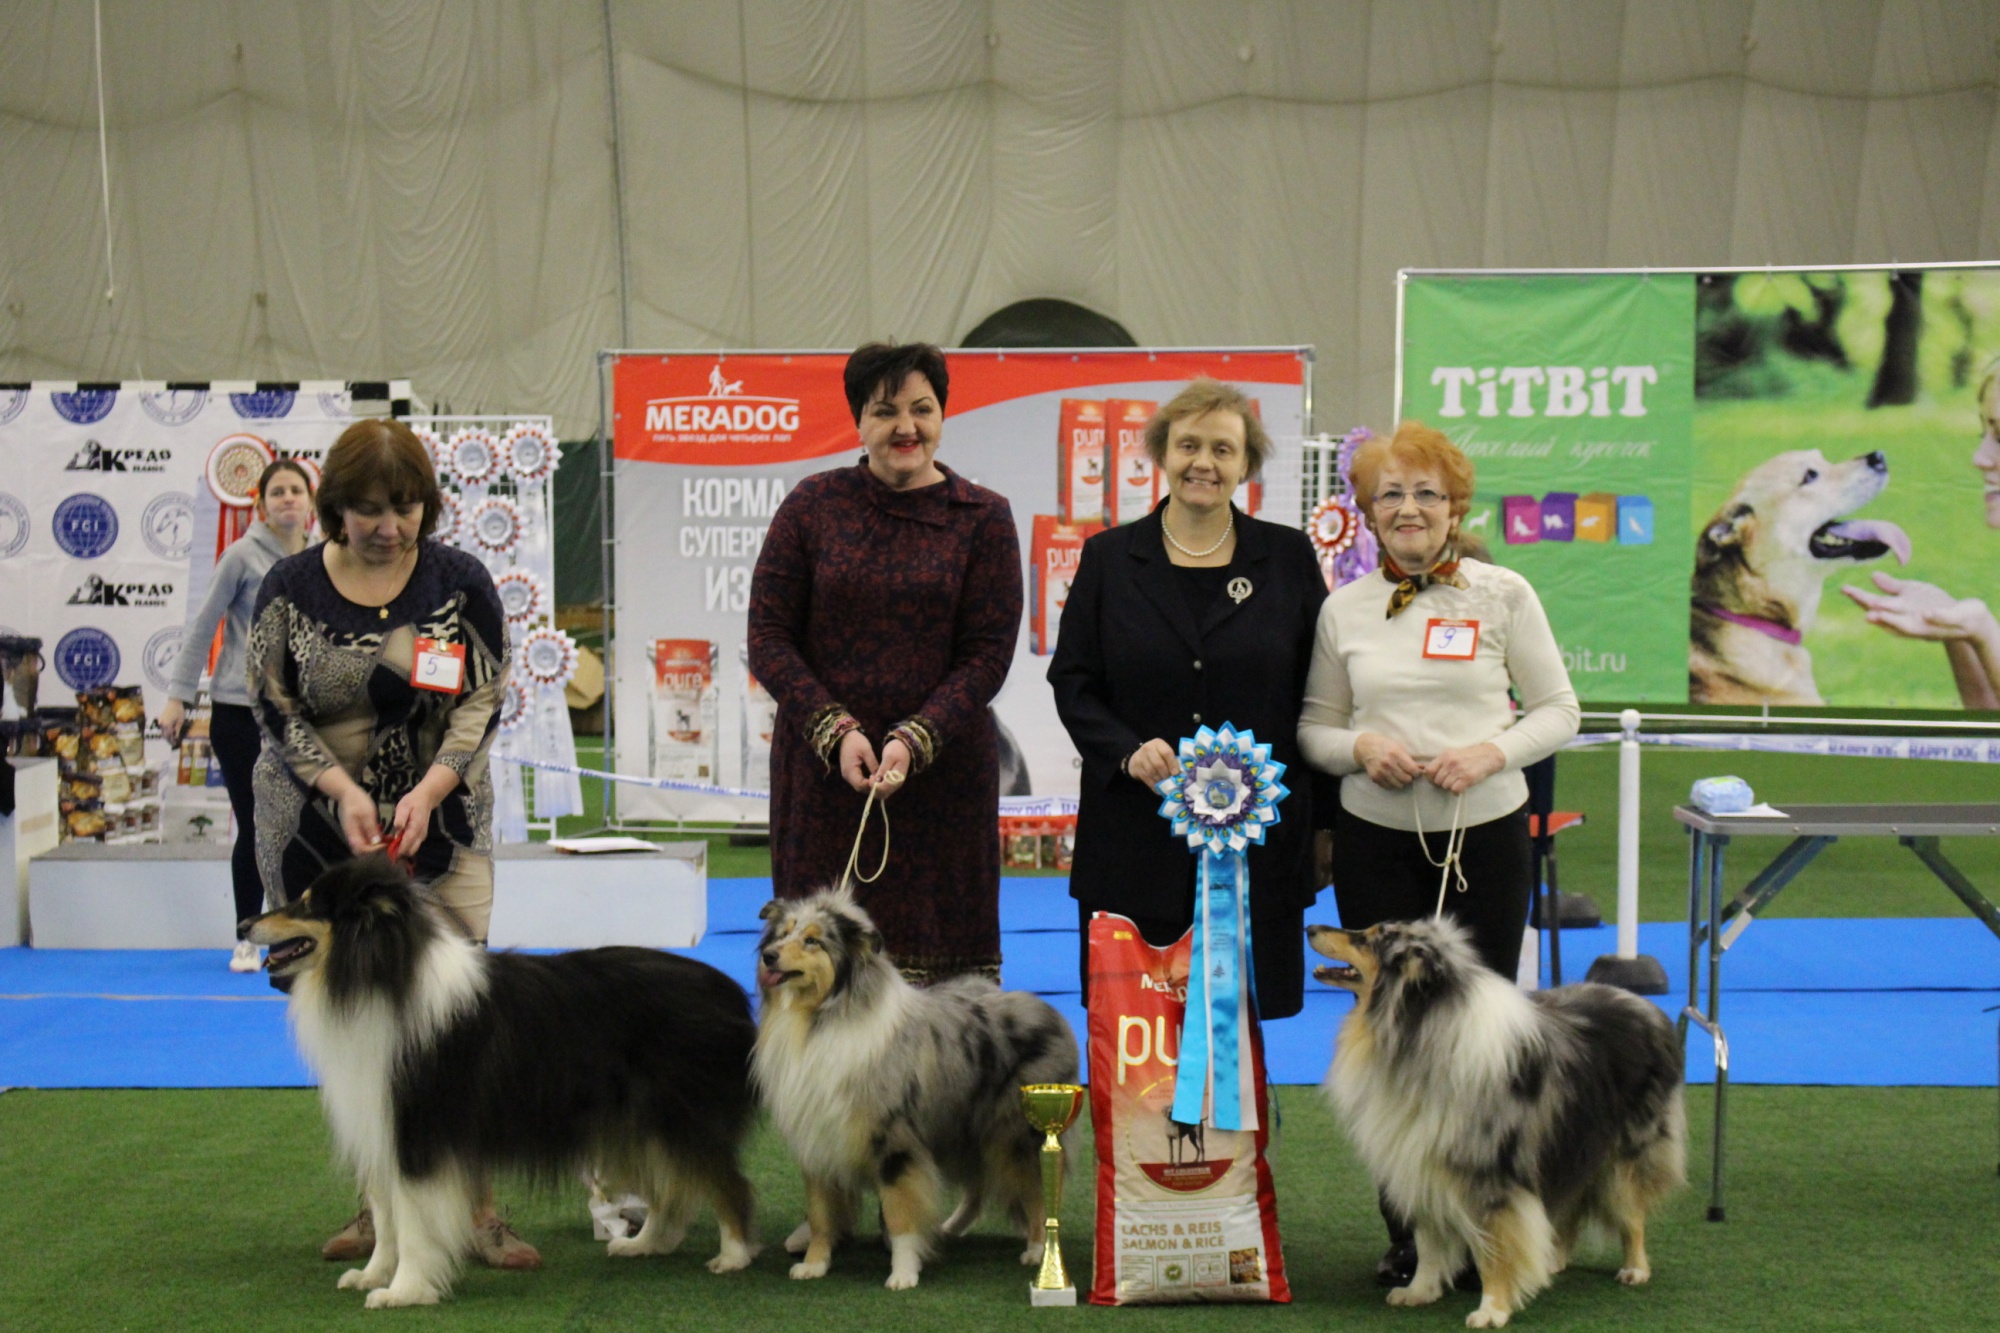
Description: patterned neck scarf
1383,547,1467,618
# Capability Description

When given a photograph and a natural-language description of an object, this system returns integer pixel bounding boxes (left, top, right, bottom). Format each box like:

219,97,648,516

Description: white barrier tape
1569,732,2000,763
495,752,1082,816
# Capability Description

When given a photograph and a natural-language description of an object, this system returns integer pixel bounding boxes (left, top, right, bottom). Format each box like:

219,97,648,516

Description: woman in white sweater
1299,420,1579,1284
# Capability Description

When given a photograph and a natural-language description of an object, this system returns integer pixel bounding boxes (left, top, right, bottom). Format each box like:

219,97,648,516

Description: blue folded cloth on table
1690,775,1754,814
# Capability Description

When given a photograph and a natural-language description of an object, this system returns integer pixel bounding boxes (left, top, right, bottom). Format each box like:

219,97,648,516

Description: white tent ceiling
2,0,1997,438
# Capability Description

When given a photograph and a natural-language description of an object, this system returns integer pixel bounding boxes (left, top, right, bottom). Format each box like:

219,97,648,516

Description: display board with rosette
404,415,581,839
0,381,405,723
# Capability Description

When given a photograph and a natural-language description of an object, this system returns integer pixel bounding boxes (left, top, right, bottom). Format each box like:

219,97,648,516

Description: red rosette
1308,493,1361,559
205,434,274,508
411,424,445,475
501,422,560,485
467,495,523,555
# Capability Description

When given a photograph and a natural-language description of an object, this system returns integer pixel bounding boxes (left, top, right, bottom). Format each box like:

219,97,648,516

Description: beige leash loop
838,769,901,891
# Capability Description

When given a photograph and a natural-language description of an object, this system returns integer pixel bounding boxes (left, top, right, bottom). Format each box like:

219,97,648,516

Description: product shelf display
407,416,581,840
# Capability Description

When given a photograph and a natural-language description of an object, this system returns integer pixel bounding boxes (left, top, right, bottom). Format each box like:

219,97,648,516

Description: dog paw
789,1259,829,1281
1617,1265,1651,1286
885,1269,920,1291
1388,1284,1441,1308
1466,1304,1511,1328
783,1220,813,1255
707,1241,755,1274
1019,1243,1045,1267
336,1267,387,1291
364,1286,440,1309
608,1228,683,1258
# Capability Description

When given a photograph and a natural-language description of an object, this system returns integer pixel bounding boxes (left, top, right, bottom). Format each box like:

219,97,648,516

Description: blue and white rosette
1154,723,1289,1132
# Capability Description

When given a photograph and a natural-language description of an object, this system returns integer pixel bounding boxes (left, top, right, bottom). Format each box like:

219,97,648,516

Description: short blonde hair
1350,421,1474,522
1143,379,1271,480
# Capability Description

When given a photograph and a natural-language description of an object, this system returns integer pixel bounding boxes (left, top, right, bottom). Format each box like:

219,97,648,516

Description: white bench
26,838,707,950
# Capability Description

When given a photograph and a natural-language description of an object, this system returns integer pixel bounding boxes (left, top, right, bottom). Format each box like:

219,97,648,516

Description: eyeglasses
1373,488,1448,510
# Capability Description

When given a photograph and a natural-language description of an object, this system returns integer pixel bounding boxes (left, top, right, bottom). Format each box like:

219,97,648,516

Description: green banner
1400,274,1696,702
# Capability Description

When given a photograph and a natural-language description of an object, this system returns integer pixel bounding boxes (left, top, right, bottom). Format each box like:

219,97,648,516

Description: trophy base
1029,1284,1078,1307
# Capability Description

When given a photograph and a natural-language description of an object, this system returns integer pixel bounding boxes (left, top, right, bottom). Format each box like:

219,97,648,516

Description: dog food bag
1103,399,1159,526
1087,911,1289,1306
1057,399,1106,525
648,638,718,785
737,642,776,791
1029,514,1102,655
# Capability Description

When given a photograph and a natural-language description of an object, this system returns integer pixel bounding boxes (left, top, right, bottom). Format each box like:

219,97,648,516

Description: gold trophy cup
1020,1082,1086,1306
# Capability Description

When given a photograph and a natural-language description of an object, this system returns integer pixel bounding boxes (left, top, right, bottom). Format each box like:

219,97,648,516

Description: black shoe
1375,1240,1418,1287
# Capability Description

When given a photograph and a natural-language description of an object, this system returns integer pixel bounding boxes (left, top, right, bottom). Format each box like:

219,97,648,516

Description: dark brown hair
1142,378,1272,479
843,342,950,424
315,419,442,544
255,457,314,500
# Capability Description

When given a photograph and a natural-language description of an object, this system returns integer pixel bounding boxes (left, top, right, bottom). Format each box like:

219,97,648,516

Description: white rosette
446,427,500,487
434,490,464,547
491,678,534,844
412,424,446,475
502,422,561,485
494,569,547,626
468,495,524,557
515,626,584,819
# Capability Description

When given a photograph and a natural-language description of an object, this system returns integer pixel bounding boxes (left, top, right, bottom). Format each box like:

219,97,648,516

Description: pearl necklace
1162,508,1234,559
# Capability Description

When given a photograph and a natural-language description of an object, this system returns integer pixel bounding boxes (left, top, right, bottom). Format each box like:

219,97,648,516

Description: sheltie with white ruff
242,856,759,1307
751,888,1078,1289
1308,918,1684,1328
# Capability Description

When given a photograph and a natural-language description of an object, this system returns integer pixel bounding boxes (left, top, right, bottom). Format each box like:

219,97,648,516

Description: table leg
1703,834,1730,1221
1679,829,1703,1046
1900,836,2000,941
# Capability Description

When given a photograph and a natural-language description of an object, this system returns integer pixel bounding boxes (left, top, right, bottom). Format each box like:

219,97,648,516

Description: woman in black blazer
1048,379,1327,1018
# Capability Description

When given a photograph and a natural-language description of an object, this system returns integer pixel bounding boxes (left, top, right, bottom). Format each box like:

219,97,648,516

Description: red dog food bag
1087,911,1289,1305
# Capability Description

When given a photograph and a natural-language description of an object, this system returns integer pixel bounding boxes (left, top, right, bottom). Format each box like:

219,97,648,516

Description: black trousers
207,703,266,925
1330,800,1533,980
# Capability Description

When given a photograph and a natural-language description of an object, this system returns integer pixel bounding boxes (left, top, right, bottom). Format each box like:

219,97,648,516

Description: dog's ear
757,899,785,923
1700,502,1752,553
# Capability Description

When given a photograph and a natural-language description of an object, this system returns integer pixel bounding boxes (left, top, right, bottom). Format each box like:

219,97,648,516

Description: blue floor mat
5,883,1996,1088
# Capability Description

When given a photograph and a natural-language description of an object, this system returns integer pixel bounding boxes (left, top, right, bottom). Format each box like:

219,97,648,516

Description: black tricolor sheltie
244,856,758,1307
1310,918,1685,1327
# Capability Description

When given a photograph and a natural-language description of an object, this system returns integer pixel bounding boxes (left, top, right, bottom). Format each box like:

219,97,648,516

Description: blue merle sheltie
751,887,1078,1290
1309,918,1685,1328
242,856,758,1307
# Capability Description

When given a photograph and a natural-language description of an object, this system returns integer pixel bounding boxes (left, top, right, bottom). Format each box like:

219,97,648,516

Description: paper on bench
1712,803,1788,819
546,836,663,854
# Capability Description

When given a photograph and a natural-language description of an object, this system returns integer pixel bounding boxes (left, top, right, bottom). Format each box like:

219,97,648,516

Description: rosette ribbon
1153,723,1288,1132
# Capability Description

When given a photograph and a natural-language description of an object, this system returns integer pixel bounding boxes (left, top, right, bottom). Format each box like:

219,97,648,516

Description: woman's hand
838,728,879,793
1842,573,1992,641
387,767,460,865
1424,743,1506,795
1353,732,1424,789
333,785,383,857
873,737,912,798
159,698,187,748
1125,738,1178,787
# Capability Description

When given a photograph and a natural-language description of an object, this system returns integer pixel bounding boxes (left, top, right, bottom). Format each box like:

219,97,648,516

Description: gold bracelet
807,704,861,767
887,715,939,774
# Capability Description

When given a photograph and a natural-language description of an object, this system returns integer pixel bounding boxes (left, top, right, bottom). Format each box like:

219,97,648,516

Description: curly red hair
1349,421,1475,523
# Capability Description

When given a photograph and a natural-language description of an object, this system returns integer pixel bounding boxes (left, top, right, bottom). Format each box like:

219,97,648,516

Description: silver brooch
1227,577,1252,604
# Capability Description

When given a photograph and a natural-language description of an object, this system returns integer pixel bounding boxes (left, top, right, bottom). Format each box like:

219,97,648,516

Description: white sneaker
229,940,262,973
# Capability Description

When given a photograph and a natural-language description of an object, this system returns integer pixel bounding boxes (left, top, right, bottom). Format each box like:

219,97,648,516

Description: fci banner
608,349,1311,821
1399,265,2000,711
0,383,401,716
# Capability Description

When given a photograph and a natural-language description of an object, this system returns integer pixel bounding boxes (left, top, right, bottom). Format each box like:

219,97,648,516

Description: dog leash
1411,788,1470,920
837,769,902,893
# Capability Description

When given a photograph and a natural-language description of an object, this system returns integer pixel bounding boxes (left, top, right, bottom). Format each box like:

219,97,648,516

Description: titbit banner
1401,265,2000,710
609,349,1310,821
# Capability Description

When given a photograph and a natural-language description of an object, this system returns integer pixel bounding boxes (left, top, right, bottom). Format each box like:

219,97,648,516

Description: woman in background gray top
160,459,314,971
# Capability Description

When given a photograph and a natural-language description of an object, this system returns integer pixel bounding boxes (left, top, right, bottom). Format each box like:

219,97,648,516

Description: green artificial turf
0,1084,1992,1331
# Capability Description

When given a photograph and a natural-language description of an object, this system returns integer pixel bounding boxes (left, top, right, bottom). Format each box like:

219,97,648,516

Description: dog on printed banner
243,856,759,1308
1309,919,1685,1328
752,888,1078,1290
1690,447,1910,704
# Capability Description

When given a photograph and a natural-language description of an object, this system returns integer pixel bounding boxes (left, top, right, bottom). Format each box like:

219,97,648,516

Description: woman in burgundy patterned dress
748,343,1023,983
